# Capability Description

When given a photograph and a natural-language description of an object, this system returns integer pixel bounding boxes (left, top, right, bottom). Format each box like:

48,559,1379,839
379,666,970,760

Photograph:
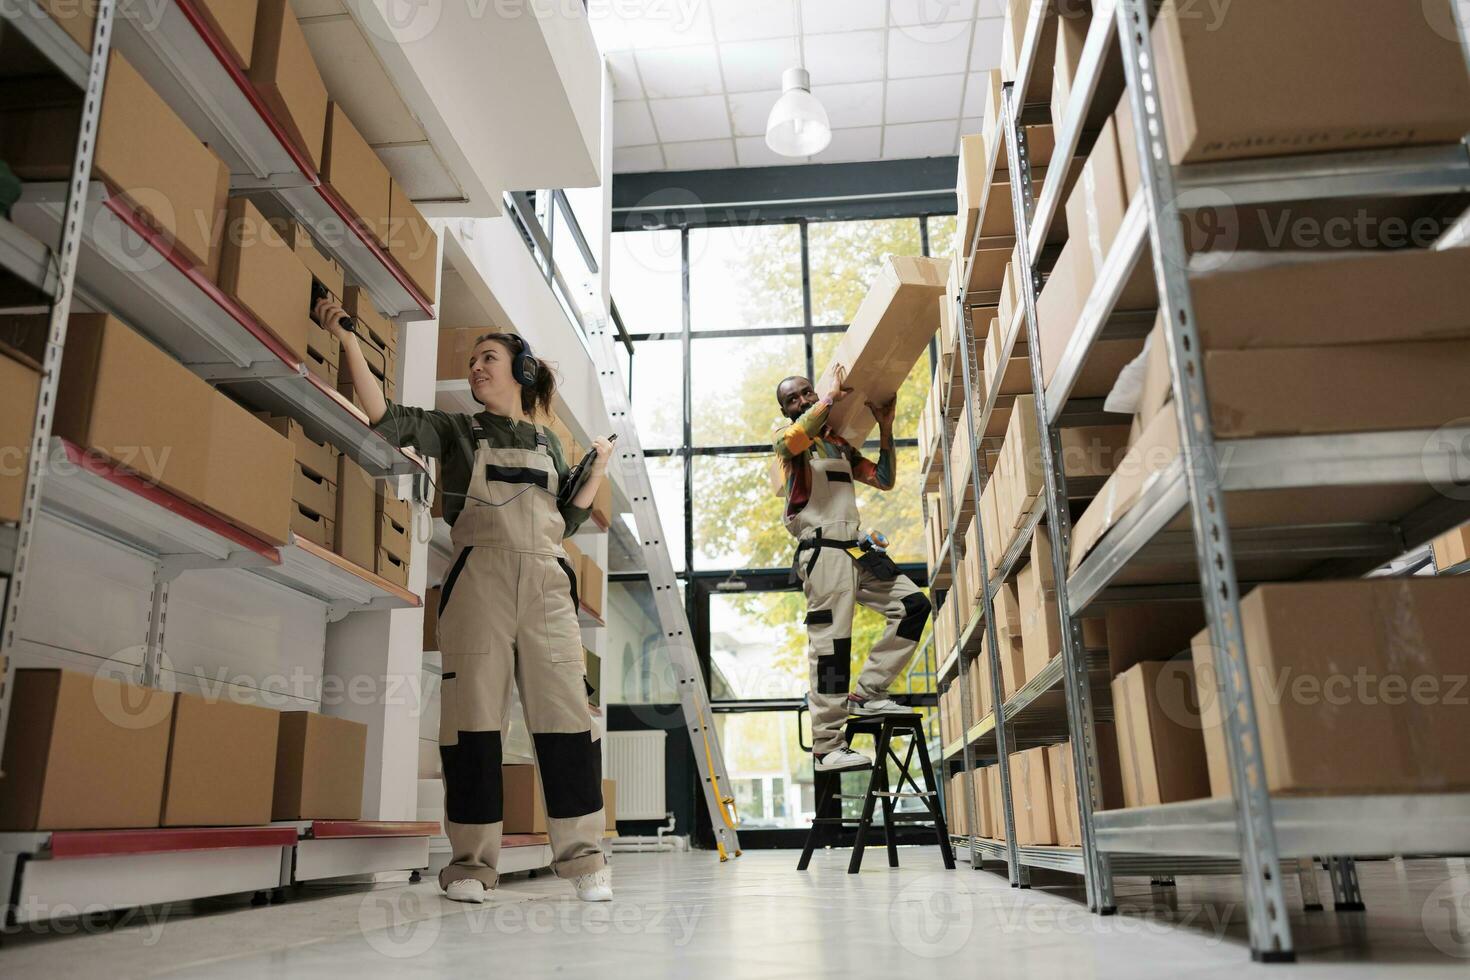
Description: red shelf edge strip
61,439,281,561
48,826,297,859
309,820,441,839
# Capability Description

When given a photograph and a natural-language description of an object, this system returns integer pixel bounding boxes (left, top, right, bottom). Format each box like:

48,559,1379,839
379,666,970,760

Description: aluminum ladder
583,310,742,862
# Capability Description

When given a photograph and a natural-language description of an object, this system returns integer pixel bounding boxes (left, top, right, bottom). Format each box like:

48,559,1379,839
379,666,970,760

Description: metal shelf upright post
0,0,117,771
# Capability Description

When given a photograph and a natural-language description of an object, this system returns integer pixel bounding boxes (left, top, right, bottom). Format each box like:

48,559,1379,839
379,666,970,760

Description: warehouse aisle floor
2,850,1467,977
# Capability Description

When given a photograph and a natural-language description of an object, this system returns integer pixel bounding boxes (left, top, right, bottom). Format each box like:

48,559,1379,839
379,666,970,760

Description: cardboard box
273,711,367,820
377,507,411,563
580,554,606,620
1114,94,1141,203
1069,406,1181,574
1002,0,1057,94
0,669,173,830
1105,603,1206,678
198,0,259,70
984,311,1031,399
1037,237,1146,397
1018,562,1061,682
388,181,439,303
54,314,293,544
1111,660,1209,808
278,221,346,300
603,779,617,832
1153,0,1470,165
948,774,969,837
956,135,988,255
323,103,391,248
306,319,341,364
1062,116,1156,311
305,345,337,384
219,197,313,363
1433,524,1470,571
1047,741,1081,846
335,454,377,570
260,414,339,485
3,52,231,279
1051,3,1092,129
1193,580,1470,798
293,462,336,522
972,765,995,840
161,693,279,826
0,347,40,523
37,0,93,51
815,256,949,444
250,0,329,171
344,287,400,355
424,586,441,651
1011,746,1057,845
988,766,1006,840
591,476,613,527
504,764,548,833
291,501,334,548
993,583,1027,700
377,548,409,587
1058,424,1131,481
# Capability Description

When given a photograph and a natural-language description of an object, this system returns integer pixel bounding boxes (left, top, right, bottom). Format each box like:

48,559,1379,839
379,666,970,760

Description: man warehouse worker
774,366,931,773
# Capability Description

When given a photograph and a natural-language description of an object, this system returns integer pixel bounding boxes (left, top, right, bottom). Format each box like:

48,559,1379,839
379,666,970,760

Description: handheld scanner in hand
558,434,617,509
311,280,354,331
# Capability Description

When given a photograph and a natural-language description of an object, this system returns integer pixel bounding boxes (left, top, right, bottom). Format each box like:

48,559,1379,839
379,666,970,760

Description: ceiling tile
882,120,960,159
804,30,886,85
635,45,724,98
889,0,978,25
975,0,1009,18
728,90,781,137
613,144,665,173
971,17,1005,71
711,0,798,41
887,23,973,78
613,101,658,147
606,50,644,101
884,74,964,124
650,95,735,142
809,80,884,129
720,37,800,92
811,126,882,164
798,0,886,34
736,135,803,167
663,139,739,170
607,1,715,48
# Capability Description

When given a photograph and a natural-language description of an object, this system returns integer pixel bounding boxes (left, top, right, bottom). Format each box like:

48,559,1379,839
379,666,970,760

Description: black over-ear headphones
510,334,538,389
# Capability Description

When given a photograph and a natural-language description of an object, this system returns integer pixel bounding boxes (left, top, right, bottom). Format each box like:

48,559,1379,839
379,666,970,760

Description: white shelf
110,0,433,320
11,182,422,478
40,437,419,613
0,215,57,299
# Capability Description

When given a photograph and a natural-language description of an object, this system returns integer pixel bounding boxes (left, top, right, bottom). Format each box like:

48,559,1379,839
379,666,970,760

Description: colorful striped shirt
774,397,896,521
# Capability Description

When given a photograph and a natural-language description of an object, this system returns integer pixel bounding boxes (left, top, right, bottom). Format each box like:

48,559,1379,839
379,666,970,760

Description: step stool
797,713,955,873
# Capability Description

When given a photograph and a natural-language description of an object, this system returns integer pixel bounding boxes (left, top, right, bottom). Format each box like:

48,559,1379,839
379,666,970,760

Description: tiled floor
2,849,1468,977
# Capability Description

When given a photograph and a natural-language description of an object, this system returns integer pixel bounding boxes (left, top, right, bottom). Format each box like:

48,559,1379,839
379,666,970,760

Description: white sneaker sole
849,704,916,717
814,757,872,772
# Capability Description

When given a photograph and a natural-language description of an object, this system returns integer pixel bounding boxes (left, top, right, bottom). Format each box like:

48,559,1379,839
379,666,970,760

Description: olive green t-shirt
374,402,591,535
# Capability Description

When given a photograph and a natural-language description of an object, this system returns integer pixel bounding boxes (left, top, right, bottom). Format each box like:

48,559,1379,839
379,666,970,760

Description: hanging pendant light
765,67,831,157
765,4,830,158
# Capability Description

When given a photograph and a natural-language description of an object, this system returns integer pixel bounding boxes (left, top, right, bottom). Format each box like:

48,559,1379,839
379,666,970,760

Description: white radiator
607,730,667,820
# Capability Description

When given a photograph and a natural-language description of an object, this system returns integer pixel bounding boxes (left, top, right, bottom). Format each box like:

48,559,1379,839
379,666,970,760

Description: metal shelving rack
0,2,436,923
931,0,1470,962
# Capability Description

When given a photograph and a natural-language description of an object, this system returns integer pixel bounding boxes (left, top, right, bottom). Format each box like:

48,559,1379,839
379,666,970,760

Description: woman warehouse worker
318,297,613,905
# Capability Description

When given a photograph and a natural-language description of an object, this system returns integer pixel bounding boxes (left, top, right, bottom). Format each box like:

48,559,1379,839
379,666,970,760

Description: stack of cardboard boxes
339,287,401,412
502,765,619,837
0,342,40,524
262,416,341,549
563,539,607,623
0,668,367,830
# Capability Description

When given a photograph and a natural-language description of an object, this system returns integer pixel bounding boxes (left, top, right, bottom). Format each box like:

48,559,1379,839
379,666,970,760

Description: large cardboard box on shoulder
1152,0,1470,165
1432,524,1470,571
1111,660,1209,808
815,256,949,444
250,0,330,171
273,711,368,820
0,345,40,523
2,51,230,279
1193,580,1470,798
161,694,280,826
218,197,314,363
51,313,293,544
0,669,174,830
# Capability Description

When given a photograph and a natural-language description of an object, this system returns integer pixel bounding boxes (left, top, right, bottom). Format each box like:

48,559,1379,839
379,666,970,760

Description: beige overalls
786,454,931,755
435,421,605,889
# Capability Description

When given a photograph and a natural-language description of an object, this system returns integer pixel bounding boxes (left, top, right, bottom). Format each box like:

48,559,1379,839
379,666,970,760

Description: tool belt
790,531,900,584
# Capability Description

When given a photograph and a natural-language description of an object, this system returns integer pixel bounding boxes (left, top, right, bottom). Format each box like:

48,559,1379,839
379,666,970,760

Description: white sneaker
848,695,915,717
574,867,613,903
815,747,873,772
444,878,488,904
